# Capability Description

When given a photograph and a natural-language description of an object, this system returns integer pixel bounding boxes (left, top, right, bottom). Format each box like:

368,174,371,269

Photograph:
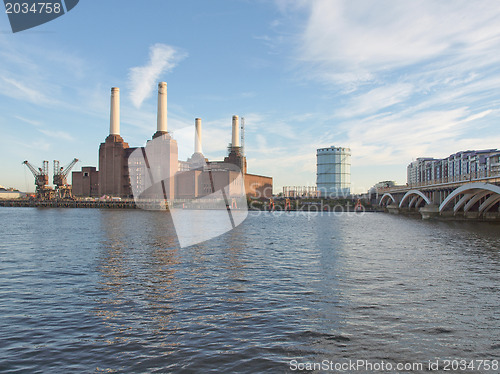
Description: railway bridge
377,176,500,220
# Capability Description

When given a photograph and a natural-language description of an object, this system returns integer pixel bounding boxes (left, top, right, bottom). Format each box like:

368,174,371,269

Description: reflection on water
97,211,181,345
0,208,499,373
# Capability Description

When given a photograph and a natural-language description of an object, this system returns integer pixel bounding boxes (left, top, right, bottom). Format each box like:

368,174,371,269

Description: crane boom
22,160,41,177
53,158,78,186
62,158,79,177
22,160,51,199
53,158,79,199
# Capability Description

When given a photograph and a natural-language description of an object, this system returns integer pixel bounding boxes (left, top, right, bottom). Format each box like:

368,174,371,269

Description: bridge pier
419,204,439,220
386,204,400,214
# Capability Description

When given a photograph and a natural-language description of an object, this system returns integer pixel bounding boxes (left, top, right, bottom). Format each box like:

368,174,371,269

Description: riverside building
316,146,351,197
407,149,500,186
72,83,272,199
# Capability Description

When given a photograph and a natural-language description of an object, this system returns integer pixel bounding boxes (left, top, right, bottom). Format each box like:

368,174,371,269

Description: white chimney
195,118,202,154
232,115,240,147
110,87,120,135
157,82,167,133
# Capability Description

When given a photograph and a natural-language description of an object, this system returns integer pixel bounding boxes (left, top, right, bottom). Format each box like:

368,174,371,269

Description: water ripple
0,208,499,372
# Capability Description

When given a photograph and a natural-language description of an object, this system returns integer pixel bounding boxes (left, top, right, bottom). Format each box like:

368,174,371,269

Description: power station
72,82,272,200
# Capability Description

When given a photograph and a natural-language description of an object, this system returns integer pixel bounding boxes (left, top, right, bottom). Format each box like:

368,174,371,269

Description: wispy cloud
38,129,74,141
0,76,56,106
128,44,187,108
0,35,89,109
342,107,496,166
291,0,500,87
337,83,414,117
14,116,41,127
271,0,500,177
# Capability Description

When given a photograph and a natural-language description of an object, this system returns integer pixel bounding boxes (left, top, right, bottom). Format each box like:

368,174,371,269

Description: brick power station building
72,83,272,200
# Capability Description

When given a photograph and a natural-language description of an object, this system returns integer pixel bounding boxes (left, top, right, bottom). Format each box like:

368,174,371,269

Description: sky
1,0,500,194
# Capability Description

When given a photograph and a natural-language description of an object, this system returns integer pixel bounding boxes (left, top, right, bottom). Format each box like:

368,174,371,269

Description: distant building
407,149,500,186
316,146,351,197
0,186,25,199
73,84,272,200
373,180,396,189
72,166,99,197
282,186,319,198
367,180,397,204
368,180,396,195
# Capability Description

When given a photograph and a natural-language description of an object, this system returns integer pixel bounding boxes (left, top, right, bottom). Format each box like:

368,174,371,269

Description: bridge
376,175,500,220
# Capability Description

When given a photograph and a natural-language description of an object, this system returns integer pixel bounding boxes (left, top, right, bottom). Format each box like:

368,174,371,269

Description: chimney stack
157,82,167,133
232,115,240,148
110,87,120,135
195,118,202,154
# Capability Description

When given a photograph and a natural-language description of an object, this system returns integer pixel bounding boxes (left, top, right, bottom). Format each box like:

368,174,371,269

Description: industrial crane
22,160,53,200
53,158,79,199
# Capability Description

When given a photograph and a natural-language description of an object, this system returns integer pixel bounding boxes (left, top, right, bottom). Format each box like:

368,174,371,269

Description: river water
0,207,499,373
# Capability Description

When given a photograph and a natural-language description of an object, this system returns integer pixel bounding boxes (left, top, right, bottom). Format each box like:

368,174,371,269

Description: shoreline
0,199,137,209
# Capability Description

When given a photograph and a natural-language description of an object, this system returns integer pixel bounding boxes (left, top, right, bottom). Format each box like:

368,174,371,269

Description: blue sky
1,0,500,194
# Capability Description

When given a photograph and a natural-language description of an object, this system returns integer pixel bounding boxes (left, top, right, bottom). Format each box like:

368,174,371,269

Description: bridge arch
479,194,500,214
379,193,396,206
463,190,490,213
453,192,475,213
439,183,500,214
399,190,431,208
